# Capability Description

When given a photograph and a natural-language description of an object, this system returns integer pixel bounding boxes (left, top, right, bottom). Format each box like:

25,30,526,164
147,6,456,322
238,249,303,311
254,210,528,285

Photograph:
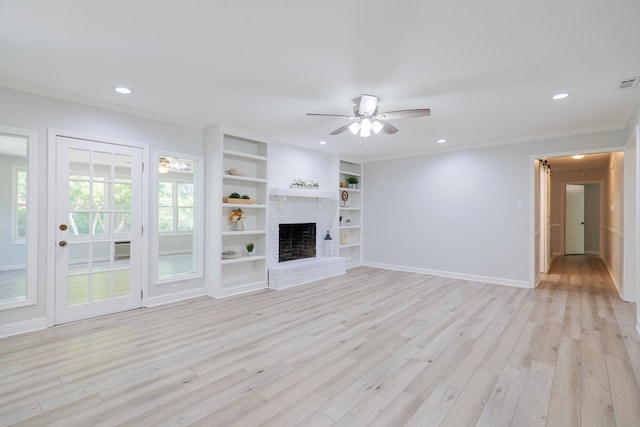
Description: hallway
539,255,640,425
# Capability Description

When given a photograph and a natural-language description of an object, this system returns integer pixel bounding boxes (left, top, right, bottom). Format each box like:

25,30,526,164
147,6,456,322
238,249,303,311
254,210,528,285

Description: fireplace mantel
270,187,337,200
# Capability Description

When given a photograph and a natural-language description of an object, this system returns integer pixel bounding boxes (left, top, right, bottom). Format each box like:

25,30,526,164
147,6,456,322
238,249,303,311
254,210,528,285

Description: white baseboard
584,250,600,255
0,317,46,338
362,262,532,289
145,288,206,307
601,258,623,299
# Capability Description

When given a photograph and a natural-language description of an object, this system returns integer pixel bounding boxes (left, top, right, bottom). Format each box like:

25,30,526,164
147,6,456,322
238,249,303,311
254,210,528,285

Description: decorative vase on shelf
234,221,244,231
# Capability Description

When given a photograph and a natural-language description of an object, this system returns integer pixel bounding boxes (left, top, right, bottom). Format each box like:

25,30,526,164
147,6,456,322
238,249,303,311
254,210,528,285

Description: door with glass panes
54,136,142,324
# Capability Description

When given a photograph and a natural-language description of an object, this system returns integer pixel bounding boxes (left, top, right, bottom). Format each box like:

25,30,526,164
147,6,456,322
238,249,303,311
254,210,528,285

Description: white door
55,136,143,324
539,163,551,273
565,184,585,255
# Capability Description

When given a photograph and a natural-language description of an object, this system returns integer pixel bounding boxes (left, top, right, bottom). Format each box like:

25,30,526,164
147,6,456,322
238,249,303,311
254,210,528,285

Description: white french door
54,136,143,324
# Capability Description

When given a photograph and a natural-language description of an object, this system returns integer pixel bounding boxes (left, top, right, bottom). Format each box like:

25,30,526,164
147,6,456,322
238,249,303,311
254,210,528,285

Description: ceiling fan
158,157,191,174
306,94,431,137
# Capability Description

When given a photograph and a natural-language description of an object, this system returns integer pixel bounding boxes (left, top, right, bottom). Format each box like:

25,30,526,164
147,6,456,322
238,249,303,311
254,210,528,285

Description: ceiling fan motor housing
357,94,378,116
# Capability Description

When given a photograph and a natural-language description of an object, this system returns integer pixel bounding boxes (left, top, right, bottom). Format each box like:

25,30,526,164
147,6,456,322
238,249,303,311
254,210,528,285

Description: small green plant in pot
229,192,241,198
245,242,255,256
346,176,359,189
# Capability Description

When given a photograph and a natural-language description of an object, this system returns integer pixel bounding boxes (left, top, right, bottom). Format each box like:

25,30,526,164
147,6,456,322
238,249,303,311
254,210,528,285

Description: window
66,174,132,236
154,153,202,283
1,127,37,310
12,167,27,244
158,180,194,233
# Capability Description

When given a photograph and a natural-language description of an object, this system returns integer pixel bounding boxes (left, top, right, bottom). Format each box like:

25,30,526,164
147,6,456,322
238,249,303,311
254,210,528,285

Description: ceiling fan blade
358,94,378,116
377,109,431,120
378,120,399,134
329,123,353,135
306,113,356,119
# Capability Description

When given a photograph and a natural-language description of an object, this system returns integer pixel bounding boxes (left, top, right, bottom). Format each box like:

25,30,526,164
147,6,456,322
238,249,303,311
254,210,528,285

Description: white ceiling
1,1,639,160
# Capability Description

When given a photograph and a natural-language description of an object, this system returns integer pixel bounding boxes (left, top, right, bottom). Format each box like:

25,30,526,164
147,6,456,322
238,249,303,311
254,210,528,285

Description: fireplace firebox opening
279,223,316,262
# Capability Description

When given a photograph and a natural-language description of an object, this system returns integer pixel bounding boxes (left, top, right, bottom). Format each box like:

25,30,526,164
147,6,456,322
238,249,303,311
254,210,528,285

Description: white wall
363,130,627,287
623,140,637,303
603,152,625,295
584,183,601,254
0,86,204,330
623,104,640,333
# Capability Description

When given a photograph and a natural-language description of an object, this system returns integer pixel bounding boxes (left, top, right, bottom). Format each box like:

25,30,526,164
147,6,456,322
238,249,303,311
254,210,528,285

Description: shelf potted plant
229,208,246,231
223,192,256,204
245,242,255,257
346,176,359,189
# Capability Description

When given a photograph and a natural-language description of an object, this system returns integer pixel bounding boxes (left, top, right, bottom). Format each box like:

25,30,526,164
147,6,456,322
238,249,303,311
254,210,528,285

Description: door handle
59,240,68,247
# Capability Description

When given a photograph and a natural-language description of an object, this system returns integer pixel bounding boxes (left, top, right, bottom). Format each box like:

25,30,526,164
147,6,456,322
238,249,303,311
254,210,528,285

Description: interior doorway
565,184,585,254
532,151,616,289
47,130,149,327
564,183,601,256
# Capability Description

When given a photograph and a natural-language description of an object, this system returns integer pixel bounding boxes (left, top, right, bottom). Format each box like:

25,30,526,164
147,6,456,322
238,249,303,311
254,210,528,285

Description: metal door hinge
142,162,144,172
141,290,143,299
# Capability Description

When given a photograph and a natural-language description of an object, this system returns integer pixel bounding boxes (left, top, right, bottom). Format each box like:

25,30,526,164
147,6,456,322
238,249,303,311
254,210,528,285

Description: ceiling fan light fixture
306,93,430,138
170,161,188,170
360,118,372,132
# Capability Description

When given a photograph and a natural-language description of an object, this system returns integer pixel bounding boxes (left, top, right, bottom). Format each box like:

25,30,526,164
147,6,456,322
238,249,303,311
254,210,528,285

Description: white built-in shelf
223,174,267,183
223,149,267,161
270,187,337,200
339,243,361,249
222,203,267,209
207,125,269,298
221,230,267,236
338,160,363,267
221,255,266,265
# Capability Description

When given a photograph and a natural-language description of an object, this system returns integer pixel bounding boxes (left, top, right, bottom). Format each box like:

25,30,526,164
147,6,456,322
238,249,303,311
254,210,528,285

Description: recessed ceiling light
572,154,585,160
319,140,326,145
114,87,132,94
437,139,447,144
552,93,570,100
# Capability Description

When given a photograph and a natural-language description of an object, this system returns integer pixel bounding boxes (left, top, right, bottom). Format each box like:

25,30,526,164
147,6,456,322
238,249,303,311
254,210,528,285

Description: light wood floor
1,256,639,426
